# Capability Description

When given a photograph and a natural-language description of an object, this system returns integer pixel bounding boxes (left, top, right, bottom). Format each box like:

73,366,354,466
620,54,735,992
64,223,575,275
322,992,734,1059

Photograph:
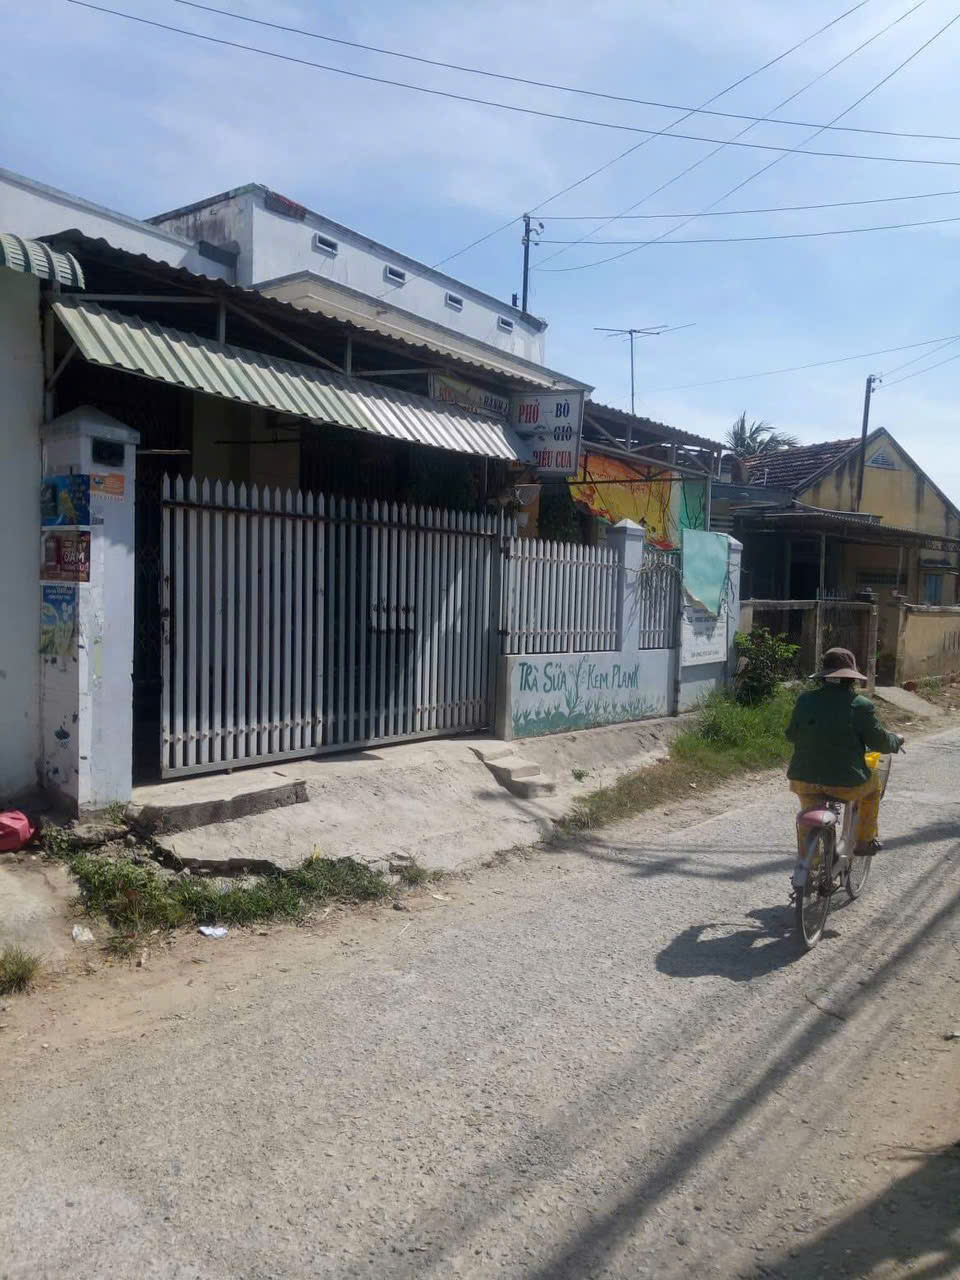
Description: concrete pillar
605,519,645,652
39,407,138,814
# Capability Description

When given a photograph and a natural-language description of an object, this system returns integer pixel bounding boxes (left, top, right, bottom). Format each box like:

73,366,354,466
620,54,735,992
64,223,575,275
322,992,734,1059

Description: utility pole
855,373,881,511
594,323,695,418
520,214,543,313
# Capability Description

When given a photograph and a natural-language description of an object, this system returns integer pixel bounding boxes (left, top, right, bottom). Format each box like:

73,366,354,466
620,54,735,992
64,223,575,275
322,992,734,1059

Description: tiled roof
742,438,858,490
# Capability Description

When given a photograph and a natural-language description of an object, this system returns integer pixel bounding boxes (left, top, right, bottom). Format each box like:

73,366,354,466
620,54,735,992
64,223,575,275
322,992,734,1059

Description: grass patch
71,852,390,938
393,861,444,888
571,767,589,782
0,945,41,995
558,687,796,833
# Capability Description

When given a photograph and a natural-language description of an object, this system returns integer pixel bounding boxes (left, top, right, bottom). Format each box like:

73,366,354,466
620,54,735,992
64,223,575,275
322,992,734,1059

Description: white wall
0,272,42,798
0,168,234,279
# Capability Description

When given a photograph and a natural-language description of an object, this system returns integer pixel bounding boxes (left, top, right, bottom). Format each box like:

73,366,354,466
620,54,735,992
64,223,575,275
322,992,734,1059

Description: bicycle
791,750,895,950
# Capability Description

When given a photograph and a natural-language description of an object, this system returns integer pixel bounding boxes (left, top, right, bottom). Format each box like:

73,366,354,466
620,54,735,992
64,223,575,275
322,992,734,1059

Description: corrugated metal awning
0,233,84,287
53,298,530,462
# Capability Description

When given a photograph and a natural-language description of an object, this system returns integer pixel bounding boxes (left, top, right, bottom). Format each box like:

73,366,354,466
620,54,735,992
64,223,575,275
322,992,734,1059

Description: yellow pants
790,776,882,845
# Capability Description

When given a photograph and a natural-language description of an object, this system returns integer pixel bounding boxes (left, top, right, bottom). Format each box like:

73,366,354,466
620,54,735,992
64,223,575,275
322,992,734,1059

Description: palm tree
726,412,799,459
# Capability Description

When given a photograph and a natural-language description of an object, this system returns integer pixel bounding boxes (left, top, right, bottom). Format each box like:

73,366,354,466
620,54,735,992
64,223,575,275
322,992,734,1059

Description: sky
3,0,960,497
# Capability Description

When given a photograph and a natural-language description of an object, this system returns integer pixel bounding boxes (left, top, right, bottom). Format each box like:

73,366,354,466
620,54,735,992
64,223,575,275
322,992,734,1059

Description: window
384,265,406,285
312,233,338,256
444,291,464,312
497,316,515,333
866,449,897,469
924,573,943,605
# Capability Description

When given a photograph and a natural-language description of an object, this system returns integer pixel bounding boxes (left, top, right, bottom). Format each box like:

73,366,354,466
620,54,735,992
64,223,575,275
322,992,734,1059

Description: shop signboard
509,390,585,478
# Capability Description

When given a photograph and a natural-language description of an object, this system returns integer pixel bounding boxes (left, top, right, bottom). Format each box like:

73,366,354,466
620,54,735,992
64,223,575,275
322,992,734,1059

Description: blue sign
41,475,90,527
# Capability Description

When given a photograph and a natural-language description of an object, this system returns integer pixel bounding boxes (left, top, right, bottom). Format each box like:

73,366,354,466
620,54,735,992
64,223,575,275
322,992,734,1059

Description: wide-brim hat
816,647,867,681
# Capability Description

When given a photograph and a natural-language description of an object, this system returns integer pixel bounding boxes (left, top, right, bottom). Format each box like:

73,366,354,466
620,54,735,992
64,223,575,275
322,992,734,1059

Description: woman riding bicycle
786,647,904,856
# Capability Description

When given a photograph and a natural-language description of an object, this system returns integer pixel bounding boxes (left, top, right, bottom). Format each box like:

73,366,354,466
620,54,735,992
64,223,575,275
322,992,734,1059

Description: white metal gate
160,476,506,777
637,548,682,649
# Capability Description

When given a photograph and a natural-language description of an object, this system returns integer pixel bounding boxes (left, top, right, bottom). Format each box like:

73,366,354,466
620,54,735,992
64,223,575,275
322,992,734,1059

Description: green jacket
786,683,901,787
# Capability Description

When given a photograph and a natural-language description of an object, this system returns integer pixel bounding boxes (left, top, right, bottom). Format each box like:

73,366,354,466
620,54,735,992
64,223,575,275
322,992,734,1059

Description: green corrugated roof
53,298,529,462
0,234,84,287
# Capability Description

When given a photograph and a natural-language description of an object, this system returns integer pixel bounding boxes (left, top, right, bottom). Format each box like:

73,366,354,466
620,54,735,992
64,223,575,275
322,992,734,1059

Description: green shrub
734,627,800,704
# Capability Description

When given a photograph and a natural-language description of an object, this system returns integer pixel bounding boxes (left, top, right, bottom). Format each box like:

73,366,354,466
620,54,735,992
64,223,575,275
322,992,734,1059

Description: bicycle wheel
845,853,871,900
795,831,833,950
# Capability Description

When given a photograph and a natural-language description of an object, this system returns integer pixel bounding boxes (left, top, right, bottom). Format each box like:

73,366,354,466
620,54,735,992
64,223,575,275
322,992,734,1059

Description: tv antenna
594,323,695,415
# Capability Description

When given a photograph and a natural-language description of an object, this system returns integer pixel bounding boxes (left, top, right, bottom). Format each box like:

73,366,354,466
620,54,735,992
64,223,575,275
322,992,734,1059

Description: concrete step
130,772,308,835
485,754,557,799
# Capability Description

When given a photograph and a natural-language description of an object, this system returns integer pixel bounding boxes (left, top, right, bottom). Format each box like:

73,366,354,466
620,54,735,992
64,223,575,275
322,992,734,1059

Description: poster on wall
90,472,125,501
39,584,78,657
510,390,585,478
41,475,90,526
41,531,91,582
680,528,730,667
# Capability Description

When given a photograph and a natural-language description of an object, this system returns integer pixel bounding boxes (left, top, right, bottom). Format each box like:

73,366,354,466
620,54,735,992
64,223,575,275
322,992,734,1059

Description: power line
882,346,960,385
541,3,959,273
70,2,960,173
538,188,960,219
649,334,960,392
167,0,960,145
881,335,960,375
538,211,960,244
537,0,935,270
432,0,873,268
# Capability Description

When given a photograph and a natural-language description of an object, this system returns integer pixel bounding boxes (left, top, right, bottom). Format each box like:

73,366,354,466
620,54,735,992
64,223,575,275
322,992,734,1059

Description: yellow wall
192,398,301,492
901,609,960,681
802,432,960,539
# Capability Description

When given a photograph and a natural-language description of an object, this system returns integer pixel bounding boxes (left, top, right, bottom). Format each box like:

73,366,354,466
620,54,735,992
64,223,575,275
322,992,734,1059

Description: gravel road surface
2,730,959,1278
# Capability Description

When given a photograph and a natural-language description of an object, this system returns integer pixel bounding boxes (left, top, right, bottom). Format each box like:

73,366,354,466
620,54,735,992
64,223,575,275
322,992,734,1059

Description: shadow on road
655,906,800,981
753,1145,960,1279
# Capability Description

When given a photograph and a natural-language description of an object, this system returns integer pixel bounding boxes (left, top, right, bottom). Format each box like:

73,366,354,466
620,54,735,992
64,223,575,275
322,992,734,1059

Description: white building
149,184,546,366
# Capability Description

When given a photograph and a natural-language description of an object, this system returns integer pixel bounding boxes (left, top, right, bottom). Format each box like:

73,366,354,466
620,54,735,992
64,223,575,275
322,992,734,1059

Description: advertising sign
90,472,125,500
42,531,91,582
428,373,510,418
41,475,90,526
509,390,585,478
39,584,78,657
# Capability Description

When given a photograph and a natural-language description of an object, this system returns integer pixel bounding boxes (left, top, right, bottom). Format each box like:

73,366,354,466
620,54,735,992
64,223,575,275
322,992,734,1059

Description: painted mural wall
497,650,673,739
569,453,707,549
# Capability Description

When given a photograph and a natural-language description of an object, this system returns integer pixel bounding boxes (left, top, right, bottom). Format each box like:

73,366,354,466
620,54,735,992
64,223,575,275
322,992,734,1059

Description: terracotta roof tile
742,438,858,490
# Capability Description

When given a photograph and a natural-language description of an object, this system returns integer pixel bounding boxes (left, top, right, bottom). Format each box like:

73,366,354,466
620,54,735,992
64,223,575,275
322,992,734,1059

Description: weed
558,687,796,833
71,851,389,937
916,675,943,698
0,945,41,995
105,933,137,959
40,824,76,860
571,767,589,782
103,801,128,826
393,861,444,887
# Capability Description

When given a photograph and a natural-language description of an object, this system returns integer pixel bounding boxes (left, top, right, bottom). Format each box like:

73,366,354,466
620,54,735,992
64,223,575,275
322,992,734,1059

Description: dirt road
2,731,959,1278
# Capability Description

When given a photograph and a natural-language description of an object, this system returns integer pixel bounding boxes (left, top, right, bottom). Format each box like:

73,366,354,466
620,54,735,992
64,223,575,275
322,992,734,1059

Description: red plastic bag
0,811,35,852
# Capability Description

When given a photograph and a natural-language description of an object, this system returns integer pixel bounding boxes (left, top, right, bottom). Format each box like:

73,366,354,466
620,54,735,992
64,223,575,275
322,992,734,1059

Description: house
0,168,732,813
732,429,960,673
